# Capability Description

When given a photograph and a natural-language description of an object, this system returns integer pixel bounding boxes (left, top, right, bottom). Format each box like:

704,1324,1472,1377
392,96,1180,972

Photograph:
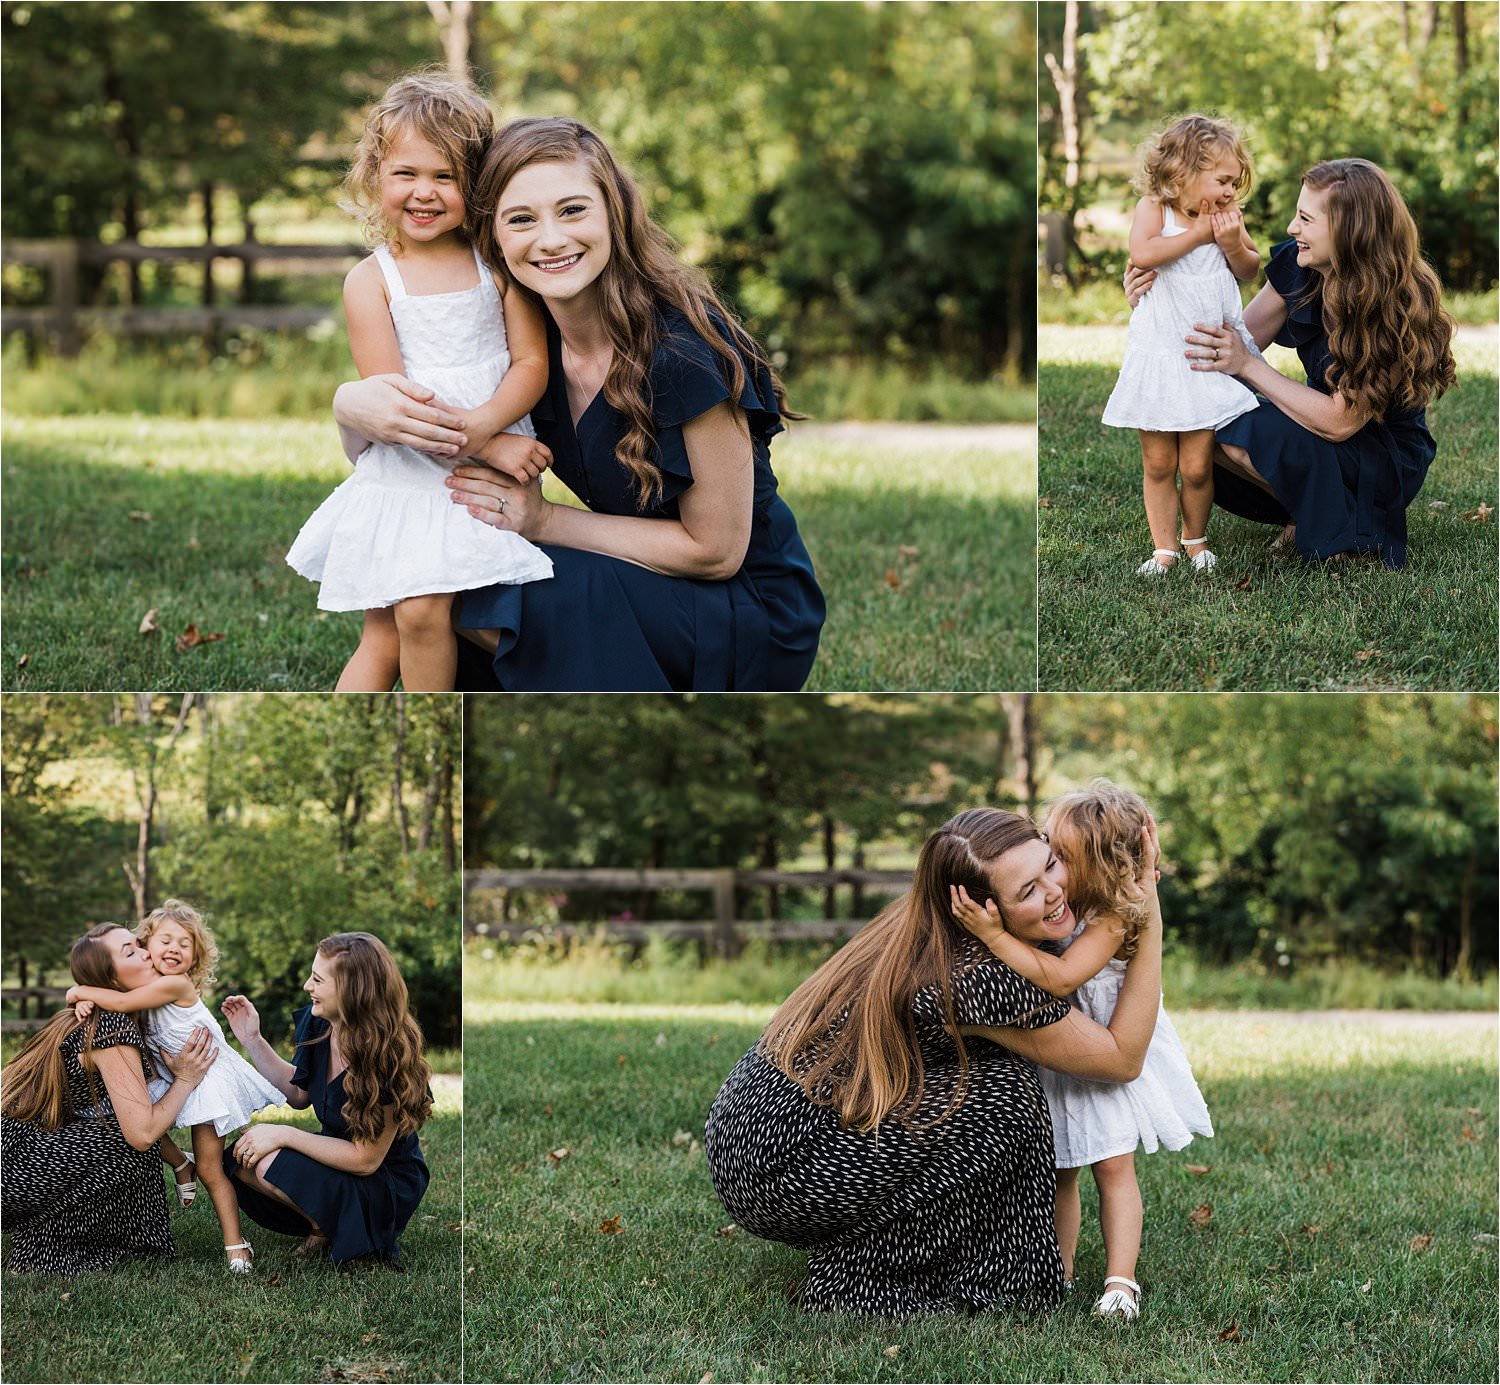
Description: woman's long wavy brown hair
1,924,142,1130
300,933,432,1143
1043,780,1153,963
1300,159,1456,416
759,809,1044,1134
473,116,799,508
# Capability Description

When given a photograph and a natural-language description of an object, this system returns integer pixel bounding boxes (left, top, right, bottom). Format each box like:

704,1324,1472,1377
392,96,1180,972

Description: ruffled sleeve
1265,238,1322,349
950,952,1070,1031
650,310,784,505
290,1005,326,1092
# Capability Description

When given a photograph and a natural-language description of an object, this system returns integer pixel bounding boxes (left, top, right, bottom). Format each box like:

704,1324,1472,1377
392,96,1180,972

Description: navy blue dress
225,1007,429,1267
456,311,825,690
1214,239,1437,568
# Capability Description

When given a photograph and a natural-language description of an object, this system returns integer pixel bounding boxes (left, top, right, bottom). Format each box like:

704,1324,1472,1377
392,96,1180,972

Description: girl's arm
950,887,1120,997
66,975,195,1013
220,994,310,1107
1126,196,1214,270
336,258,412,462
89,1027,215,1152
234,1112,400,1176
451,400,755,580
1210,205,1261,281
454,278,550,459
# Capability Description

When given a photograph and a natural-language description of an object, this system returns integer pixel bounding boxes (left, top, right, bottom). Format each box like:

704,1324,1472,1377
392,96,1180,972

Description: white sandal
1093,1274,1140,1320
1182,536,1218,572
225,1240,255,1274
169,1149,198,1210
1136,549,1180,576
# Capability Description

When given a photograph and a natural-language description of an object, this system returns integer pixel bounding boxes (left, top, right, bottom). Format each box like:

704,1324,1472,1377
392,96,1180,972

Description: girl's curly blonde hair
138,899,219,995
1043,780,1154,961
1134,114,1252,207
340,70,494,248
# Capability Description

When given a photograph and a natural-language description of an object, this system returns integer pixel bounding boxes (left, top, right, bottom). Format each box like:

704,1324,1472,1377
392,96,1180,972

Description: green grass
0,418,1035,692
0,1080,462,1384
1038,326,1497,691
463,996,1496,1383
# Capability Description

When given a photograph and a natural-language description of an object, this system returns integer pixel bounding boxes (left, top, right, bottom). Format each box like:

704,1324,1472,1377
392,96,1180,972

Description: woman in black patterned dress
1,924,215,1275
704,808,1164,1315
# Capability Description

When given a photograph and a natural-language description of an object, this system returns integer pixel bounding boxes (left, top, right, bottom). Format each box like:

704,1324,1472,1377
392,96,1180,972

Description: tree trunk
427,0,474,80
1453,845,1475,979
1003,694,1036,815
17,956,28,1021
1422,0,1440,42
201,180,216,306
240,198,257,304
123,694,195,920
392,694,412,857
822,814,838,919
1042,0,1084,284
851,840,867,920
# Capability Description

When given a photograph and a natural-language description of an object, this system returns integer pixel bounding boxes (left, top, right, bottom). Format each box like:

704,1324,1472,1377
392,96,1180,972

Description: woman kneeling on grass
703,808,1164,1316
219,933,433,1268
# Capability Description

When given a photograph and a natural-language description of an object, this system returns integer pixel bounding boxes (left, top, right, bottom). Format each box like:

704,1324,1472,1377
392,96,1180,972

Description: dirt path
786,420,1035,450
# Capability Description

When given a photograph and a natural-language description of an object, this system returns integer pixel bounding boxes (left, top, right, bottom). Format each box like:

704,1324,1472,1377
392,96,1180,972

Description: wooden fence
2,237,362,350
1,986,70,1034
464,866,913,955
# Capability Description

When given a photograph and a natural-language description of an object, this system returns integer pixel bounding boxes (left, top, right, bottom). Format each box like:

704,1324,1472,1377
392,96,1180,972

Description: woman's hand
233,1123,289,1168
1122,261,1157,309
469,431,553,485
447,465,551,542
155,1026,216,1089
1211,204,1246,252
950,885,1009,954
1185,319,1251,375
221,994,262,1047
332,375,468,456
1125,819,1164,924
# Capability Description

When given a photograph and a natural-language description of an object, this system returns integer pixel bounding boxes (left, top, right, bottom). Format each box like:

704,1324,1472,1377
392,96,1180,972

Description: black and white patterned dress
705,939,1072,1315
1,1011,175,1274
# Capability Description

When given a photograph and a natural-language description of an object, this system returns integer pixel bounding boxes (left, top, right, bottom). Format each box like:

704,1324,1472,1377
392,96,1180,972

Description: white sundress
286,243,554,611
145,997,286,1138
1101,202,1263,433
1039,920,1214,1168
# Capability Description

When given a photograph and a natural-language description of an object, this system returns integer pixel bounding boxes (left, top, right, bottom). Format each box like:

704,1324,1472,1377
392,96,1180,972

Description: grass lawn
1,418,1035,692
1037,326,1498,691
0,1077,461,1384
463,990,1496,1383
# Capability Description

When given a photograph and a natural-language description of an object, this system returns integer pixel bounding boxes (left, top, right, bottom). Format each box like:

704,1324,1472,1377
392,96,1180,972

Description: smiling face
494,158,612,306
304,950,342,1023
379,125,466,245
987,838,1075,945
99,927,161,990
1181,152,1244,214
1287,183,1335,270
143,919,196,978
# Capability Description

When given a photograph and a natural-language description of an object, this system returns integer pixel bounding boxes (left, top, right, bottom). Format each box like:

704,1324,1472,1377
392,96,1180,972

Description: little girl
287,73,553,691
953,780,1212,1321
67,900,285,1273
1102,114,1264,575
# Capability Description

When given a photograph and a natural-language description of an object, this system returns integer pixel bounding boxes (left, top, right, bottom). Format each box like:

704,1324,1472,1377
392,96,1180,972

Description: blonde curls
1134,114,1252,207
301,933,432,1143
1300,159,1456,416
1042,780,1153,961
138,898,218,995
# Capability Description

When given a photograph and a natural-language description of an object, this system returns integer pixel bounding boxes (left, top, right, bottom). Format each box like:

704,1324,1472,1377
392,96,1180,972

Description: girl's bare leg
1054,1165,1082,1283
1177,429,1216,557
192,1124,251,1266
336,608,401,692
394,593,458,692
159,1135,196,1192
1139,431,1182,564
1092,1151,1143,1302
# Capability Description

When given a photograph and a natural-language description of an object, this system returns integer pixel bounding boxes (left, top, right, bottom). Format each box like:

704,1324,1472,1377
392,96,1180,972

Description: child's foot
294,1232,330,1260
1137,549,1180,576
1092,1275,1140,1321
1182,537,1218,572
225,1241,255,1274
170,1151,198,1209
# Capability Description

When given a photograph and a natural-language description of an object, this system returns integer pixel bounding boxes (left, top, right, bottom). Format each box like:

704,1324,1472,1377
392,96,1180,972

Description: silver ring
1213,348,1221,361
497,497,508,514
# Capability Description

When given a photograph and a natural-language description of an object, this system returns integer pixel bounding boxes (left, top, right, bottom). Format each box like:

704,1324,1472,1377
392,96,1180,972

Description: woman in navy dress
1130,159,1455,568
219,933,432,1268
332,116,824,691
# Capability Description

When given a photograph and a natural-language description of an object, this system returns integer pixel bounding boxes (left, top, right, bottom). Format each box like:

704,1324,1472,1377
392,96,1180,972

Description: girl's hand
1211,204,1245,252
470,431,553,485
72,1000,95,1023
332,375,467,456
155,1026,216,1088
950,884,1009,953
1185,319,1249,375
233,1123,289,1168
1189,198,1217,244
221,995,261,1046
446,466,550,542
1122,261,1157,309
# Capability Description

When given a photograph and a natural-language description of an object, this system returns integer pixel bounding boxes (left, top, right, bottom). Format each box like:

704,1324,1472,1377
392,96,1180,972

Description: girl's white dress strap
372,244,407,301
1161,203,1187,238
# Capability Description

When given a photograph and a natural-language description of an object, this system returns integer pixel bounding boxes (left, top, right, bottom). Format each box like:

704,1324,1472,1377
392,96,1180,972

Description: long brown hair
1043,780,1152,963
300,933,432,1143
759,809,1043,1134
473,116,798,508
1300,159,1456,416
1,924,139,1129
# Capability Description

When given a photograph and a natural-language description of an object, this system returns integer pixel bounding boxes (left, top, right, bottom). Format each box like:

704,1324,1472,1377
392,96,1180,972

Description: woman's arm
951,887,1120,997
233,1112,400,1176
89,1027,215,1152
1239,282,1288,353
450,400,756,580
66,976,195,1013
220,995,310,1108
1127,196,1214,270
452,278,550,461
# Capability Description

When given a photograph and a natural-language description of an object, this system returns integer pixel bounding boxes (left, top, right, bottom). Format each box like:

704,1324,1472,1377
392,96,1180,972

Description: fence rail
1,986,70,1034
464,865,912,953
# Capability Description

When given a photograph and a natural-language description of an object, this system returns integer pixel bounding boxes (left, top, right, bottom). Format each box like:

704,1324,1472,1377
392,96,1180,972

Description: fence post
51,239,81,356
712,868,737,959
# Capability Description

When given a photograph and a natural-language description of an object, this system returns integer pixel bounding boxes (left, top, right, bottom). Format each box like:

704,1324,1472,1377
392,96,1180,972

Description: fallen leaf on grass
360,1334,382,1345
1184,1164,1211,1176
1465,1107,1483,1118
1234,577,1253,591
616,1053,628,1068
1038,495,1052,508
1463,502,1494,522
1354,648,1380,662
1190,1204,1214,1228
267,1273,282,1286
1427,500,1449,510
1217,1321,1241,1343
1472,1233,1497,1244
885,568,900,591
128,510,152,522
698,1373,714,1383
897,545,919,560
671,1130,695,1147
715,1223,740,1239
1302,1224,1321,1238
17,653,29,670
139,608,159,635
176,623,225,652
60,1292,70,1301
599,1215,623,1234
546,1147,571,1166
1410,1233,1434,1252
1461,1126,1477,1142
320,1359,405,1384
1360,1280,1372,1293
883,1345,901,1358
